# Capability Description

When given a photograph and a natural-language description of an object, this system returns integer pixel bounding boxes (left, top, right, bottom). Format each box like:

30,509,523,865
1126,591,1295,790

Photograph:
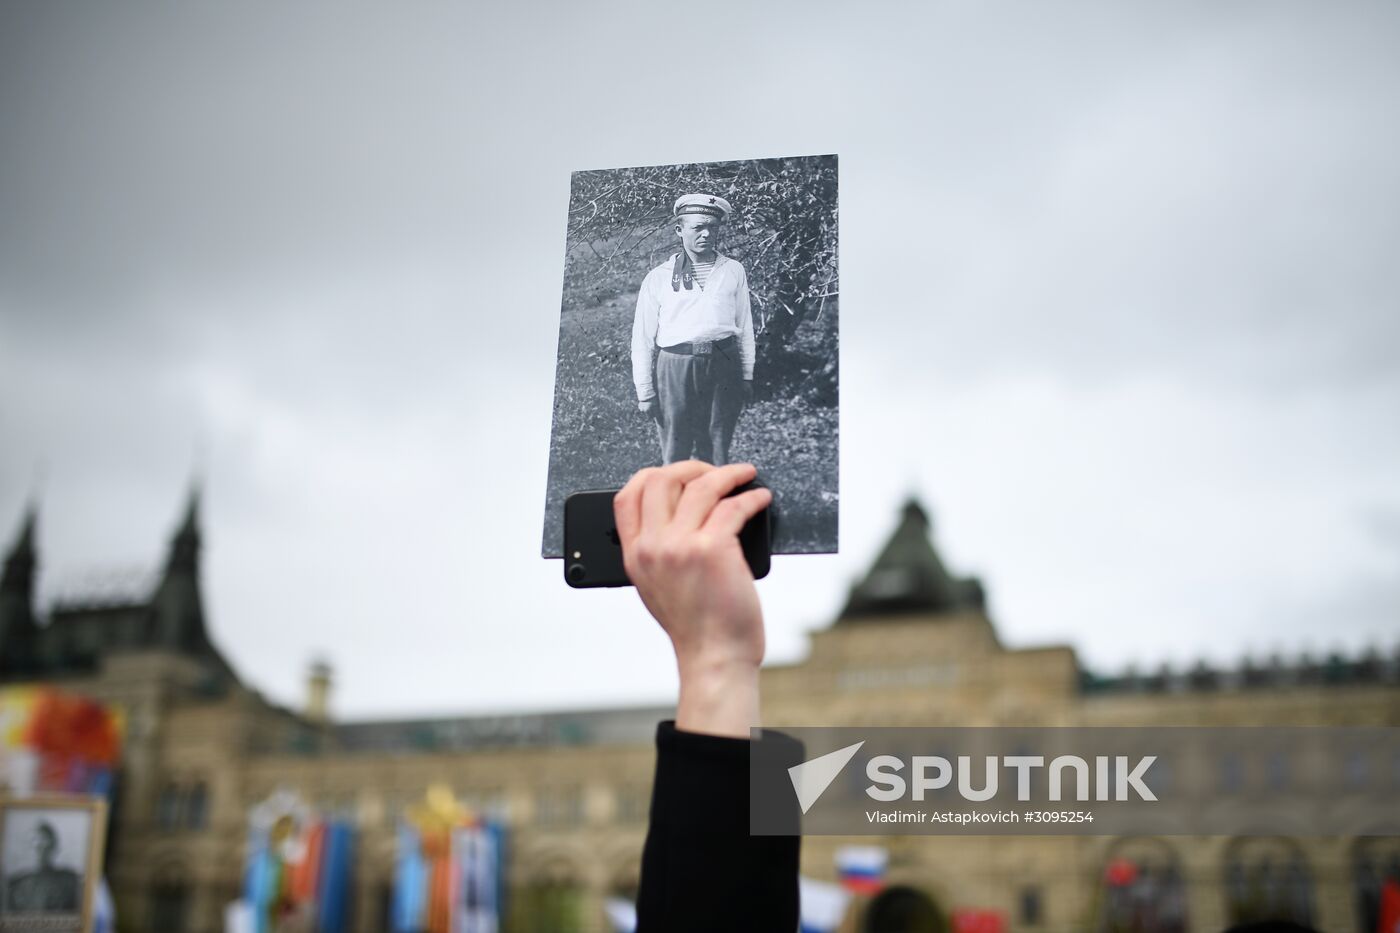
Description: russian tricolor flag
835,845,888,895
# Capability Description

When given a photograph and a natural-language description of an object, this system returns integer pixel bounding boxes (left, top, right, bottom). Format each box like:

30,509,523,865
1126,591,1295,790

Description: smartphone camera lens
567,563,586,584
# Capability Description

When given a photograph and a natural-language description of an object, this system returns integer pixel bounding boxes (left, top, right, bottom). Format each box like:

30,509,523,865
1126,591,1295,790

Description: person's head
671,193,732,259
32,821,57,866
675,214,721,258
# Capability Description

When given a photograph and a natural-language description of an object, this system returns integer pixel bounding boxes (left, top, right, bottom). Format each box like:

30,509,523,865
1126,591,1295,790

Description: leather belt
660,335,736,356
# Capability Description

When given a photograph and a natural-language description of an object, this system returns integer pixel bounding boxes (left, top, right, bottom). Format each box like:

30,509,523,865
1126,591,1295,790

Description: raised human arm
615,462,800,932
614,461,769,737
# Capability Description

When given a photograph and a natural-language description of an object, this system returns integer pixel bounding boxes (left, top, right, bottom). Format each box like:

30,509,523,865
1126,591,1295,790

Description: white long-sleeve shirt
631,253,756,401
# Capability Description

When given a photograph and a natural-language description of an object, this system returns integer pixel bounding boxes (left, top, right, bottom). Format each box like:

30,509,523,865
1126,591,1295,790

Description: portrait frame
541,153,841,558
0,795,107,933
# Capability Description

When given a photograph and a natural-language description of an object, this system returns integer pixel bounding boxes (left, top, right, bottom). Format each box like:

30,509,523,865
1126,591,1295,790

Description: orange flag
290,821,326,903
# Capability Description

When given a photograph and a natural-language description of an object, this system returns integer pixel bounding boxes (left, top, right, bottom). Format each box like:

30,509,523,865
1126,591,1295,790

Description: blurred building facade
1,495,1397,933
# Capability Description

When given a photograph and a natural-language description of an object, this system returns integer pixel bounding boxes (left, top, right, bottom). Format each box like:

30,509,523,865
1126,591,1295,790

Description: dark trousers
655,344,745,465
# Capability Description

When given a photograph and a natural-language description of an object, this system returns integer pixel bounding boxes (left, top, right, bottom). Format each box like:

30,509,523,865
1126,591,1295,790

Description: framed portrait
542,153,840,558
0,796,107,933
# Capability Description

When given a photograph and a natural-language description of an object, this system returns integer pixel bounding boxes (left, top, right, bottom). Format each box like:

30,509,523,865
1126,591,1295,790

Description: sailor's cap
673,193,732,220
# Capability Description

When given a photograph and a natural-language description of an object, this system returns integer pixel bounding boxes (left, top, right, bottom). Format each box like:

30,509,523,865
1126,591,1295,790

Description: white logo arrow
788,741,865,814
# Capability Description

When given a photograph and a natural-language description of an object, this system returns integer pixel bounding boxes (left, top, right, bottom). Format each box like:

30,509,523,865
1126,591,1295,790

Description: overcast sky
2,1,1397,720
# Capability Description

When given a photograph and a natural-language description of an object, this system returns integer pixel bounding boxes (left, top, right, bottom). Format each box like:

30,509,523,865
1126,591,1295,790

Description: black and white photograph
0,797,105,932
541,153,839,558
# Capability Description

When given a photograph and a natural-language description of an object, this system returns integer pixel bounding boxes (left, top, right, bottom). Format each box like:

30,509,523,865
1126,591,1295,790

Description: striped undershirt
691,258,716,289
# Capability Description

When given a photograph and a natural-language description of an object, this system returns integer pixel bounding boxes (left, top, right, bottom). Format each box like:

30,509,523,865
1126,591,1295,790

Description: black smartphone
562,482,773,588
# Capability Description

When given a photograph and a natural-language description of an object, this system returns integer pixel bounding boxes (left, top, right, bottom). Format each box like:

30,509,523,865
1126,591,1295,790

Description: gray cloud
2,0,1397,716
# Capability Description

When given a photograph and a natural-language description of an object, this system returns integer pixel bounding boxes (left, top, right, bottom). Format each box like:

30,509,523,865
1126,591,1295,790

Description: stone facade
1,496,1396,933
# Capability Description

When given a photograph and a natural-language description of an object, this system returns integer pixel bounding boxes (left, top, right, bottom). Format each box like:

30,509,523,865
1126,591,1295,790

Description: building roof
0,486,239,687
838,498,985,621
327,705,674,755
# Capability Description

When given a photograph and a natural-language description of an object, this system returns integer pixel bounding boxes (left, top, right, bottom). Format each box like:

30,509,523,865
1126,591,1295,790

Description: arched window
185,781,208,830
1019,886,1043,927
151,883,189,931
1353,836,1400,932
151,862,190,932
1095,837,1187,933
156,782,182,831
1223,837,1314,928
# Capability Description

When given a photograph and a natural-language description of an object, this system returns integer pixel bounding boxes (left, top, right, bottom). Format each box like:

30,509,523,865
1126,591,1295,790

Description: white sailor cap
673,193,732,219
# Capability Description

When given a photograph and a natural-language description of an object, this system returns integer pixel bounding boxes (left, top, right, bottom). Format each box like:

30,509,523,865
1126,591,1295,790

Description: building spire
166,481,201,574
0,502,40,673
142,479,239,685
2,502,37,596
151,483,205,651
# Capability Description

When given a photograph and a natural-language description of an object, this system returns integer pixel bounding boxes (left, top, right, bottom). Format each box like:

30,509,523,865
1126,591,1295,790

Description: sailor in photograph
4,821,81,912
631,193,756,465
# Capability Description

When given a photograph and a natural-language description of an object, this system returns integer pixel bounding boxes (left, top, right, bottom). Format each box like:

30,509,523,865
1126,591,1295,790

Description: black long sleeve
635,721,803,932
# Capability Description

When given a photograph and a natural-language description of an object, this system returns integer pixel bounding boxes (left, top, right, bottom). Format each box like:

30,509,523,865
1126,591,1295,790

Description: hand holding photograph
541,154,839,558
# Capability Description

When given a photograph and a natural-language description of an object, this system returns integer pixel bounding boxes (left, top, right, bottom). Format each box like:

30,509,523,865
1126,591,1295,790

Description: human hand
742,379,754,403
638,398,656,416
613,461,773,737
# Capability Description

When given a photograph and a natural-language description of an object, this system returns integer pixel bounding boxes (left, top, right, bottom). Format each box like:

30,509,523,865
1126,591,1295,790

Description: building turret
150,486,207,652
305,658,333,725
0,505,40,673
